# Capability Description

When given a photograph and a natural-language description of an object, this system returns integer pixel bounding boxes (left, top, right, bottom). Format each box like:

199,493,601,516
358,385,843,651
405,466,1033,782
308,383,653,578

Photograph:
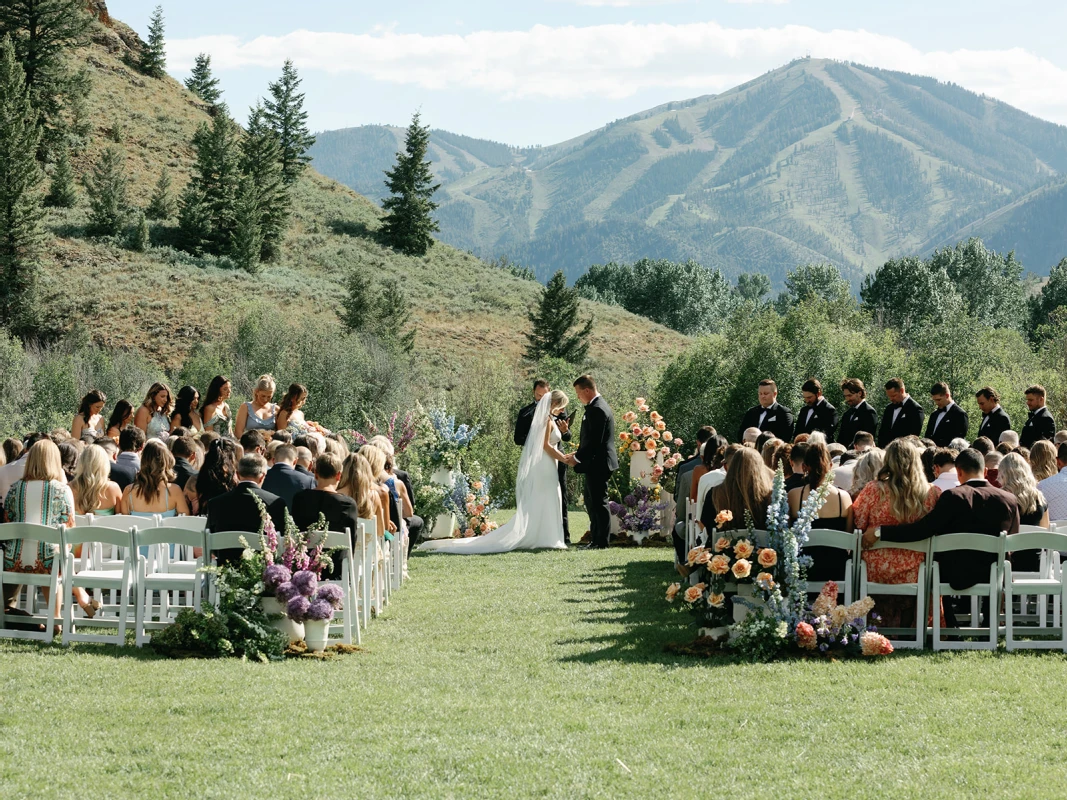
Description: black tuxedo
877,396,924,448
977,406,1012,444
881,479,1019,592
737,402,794,443
262,462,316,510
793,398,838,442
206,482,289,566
1020,406,1056,449
513,402,537,446
574,395,617,548
837,401,878,447
924,403,969,448
173,458,199,490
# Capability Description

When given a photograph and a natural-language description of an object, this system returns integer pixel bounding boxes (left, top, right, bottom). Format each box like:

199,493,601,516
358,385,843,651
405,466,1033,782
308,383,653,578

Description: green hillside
310,58,1067,286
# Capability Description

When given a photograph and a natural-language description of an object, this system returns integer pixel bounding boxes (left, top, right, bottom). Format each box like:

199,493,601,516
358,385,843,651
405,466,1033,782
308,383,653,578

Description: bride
419,390,570,554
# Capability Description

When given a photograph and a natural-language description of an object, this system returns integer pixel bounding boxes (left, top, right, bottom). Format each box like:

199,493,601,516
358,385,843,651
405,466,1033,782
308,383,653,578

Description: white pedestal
629,451,664,487
429,467,459,539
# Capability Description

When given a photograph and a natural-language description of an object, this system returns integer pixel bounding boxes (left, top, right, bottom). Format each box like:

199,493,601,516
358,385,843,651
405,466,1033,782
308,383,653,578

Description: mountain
310,58,1067,286
29,3,686,381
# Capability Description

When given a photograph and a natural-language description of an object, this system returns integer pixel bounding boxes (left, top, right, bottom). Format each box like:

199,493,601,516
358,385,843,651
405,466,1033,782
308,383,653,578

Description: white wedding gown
419,395,567,554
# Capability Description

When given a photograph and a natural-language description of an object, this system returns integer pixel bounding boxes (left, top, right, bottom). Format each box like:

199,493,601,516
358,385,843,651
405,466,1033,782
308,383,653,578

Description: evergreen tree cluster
341,266,416,354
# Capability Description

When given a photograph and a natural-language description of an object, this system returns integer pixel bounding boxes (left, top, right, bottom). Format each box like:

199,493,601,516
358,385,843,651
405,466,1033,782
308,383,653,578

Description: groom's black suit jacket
574,396,617,478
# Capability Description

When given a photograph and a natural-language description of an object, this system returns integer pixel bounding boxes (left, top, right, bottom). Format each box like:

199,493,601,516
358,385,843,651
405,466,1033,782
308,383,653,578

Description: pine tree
341,267,373,333
44,143,77,208
127,210,149,252
0,35,44,334
0,0,92,157
380,111,440,257
230,176,264,274
263,59,315,184
376,278,416,353
184,53,221,105
185,109,240,253
524,271,594,365
84,146,129,236
139,5,166,79
177,183,211,254
146,168,175,220
241,103,289,261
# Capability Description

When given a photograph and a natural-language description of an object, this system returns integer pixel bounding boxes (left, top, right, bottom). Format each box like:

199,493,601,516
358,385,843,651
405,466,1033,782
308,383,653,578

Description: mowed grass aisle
3,540,1067,799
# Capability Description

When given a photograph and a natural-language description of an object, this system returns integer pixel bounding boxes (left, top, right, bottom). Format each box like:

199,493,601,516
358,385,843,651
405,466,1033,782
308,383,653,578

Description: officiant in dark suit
1020,385,1056,448
793,378,838,442
924,382,969,448
737,379,794,443
836,378,878,447
515,378,572,544
877,378,924,448
567,375,617,550
975,387,1012,444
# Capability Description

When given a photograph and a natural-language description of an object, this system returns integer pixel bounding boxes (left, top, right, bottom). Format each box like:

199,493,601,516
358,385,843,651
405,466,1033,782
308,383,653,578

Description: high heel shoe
78,600,98,619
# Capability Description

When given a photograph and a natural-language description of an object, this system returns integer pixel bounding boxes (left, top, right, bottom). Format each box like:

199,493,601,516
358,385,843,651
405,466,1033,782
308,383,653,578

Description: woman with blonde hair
852,439,940,627
359,444,398,539
701,447,773,532
1000,452,1049,571
1029,440,1058,482
71,445,122,517
850,448,885,498
119,440,189,518
235,374,278,438
134,382,174,440
339,452,388,538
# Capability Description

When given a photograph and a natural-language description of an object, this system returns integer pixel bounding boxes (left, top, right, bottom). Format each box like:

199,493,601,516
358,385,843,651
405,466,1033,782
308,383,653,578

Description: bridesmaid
274,383,308,434
235,374,277,438
104,400,134,442
170,385,203,433
201,376,233,436
134,382,174,440
71,390,107,439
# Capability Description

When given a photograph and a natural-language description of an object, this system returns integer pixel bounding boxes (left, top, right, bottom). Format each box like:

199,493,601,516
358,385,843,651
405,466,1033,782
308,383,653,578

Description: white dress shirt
933,467,961,492
832,461,856,492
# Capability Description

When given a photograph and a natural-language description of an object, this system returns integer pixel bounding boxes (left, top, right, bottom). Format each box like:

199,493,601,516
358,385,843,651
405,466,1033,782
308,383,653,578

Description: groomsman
1020,385,1056,448
836,378,878,447
975,387,1012,443
793,379,838,442
924,382,969,447
737,379,794,443
878,378,924,448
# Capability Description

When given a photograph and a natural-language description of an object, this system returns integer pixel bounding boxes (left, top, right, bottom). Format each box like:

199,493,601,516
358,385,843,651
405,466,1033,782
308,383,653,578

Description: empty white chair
61,525,136,646
158,516,208,606
803,529,857,605
307,529,359,646
860,538,931,649
134,526,205,646
1004,530,1067,651
931,532,1006,651
0,522,65,643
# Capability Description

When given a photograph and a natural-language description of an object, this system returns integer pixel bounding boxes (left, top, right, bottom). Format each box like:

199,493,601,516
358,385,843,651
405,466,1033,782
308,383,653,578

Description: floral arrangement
443,466,502,537
618,397,685,482
419,404,482,470
342,410,417,456
796,582,892,657
275,571,344,623
609,480,670,539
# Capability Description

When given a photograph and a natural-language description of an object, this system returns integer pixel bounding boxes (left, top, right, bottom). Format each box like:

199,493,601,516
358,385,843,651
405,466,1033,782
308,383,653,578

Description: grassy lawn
3,523,1067,798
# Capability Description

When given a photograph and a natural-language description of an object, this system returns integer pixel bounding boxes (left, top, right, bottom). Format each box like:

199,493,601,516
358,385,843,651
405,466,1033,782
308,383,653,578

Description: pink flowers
663,431,672,440
796,622,817,650
674,438,683,446
659,446,671,457
757,548,778,568
654,420,666,432
731,558,752,579
630,441,641,452
644,438,656,451
714,509,734,529
622,411,637,423
860,631,894,656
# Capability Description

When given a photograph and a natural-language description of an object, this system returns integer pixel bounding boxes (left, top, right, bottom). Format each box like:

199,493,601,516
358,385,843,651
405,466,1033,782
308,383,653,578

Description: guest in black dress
789,442,854,583
291,453,360,579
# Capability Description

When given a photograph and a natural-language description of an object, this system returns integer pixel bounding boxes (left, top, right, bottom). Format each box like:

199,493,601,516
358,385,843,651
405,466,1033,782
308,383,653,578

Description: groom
565,375,617,550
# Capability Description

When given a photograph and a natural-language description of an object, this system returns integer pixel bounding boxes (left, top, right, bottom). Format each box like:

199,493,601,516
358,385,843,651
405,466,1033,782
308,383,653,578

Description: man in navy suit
975,386,1012,444
1020,385,1056,449
877,378,924,448
924,382,969,448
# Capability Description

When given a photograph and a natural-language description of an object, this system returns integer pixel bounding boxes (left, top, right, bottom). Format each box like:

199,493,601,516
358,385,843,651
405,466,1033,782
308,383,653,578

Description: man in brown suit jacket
863,449,1018,625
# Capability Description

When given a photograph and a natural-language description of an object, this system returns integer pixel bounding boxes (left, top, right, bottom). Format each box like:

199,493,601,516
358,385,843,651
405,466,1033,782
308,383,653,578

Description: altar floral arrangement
615,397,685,489
444,466,502,537
609,480,671,539
420,405,481,470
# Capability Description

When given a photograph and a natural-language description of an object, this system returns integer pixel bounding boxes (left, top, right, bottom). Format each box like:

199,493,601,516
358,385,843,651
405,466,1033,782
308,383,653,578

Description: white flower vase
260,596,304,644
730,583,765,637
304,618,330,653
699,626,731,641
430,467,459,539
629,451,664,487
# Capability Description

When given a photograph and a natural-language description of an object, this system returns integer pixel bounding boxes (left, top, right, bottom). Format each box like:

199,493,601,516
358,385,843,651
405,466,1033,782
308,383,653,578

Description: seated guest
1000,430,1020,449
120,440,190,518
71,444,122,518
0,433,49,517
690,434,727,502
134,382,173,441
807,431,828,447
674,427,715,519
206,454,288,565
999,452,1048,572
931,448,960,491
201,376,233,436
240,429,266,457
264,440,282,465
793,434,810,445
262,443,315,510
985,451,1003,487
110,426,145,490
754,431,776,455
852,439,940,627
837,378,878,448
863,448,1019,625
272,430,293,444
369,435,424,555
995,442,1014,456
1037,442,1067,521
95,437,119,463
694,439,731,530
58,441,79,483
292,453,360,577
1020,384,1056,449
832,450,858,491
700,446,771,532
924,382,968,448
71,390,107,440
170,436,199,490
793,379,838,442
737,379,794,443
338,453,388,539
785,443,809,492
947,438,969,454
788,442,852,582
741,427,761,447
827,443,846,463
1056,430,1067,445
235,374,278,438
852,431,875,454
1030,440,1058,482
759,438,781,470
197,437,239,515
360,445,399,539
293,433,321,461
294,446,314,478
275,383,309,433
324,435,349,460
170,385,203,433
975,386,1011,443
970,437,994,456
2,437,23,465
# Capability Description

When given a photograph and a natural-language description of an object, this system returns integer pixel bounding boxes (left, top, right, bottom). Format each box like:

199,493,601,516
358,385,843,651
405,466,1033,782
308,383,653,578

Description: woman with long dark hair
72,390,107,439
170,385,203,433
201,376,233,436
196,437,239,513
275,383,309,433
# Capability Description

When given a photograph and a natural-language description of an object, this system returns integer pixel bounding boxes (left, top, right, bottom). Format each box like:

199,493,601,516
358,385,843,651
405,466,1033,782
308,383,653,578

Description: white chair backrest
134,527,206,550
308,529,352,550
868,537,930,555
806,529,858,549
1006,530,1067,554
91,514,158,531
205,531,264,555
357,518,376,537
159,516,207,533
1017,524,1052,534
0,521,66,548
74,514,94,527
62,525,135,550
931,531,1006,557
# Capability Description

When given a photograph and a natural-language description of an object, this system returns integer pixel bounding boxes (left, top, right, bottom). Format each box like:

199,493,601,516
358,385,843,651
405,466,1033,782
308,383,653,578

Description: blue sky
107,0,1067,146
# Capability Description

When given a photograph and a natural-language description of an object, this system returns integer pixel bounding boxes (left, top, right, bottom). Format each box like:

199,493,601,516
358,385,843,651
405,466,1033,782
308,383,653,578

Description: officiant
515,379,572,544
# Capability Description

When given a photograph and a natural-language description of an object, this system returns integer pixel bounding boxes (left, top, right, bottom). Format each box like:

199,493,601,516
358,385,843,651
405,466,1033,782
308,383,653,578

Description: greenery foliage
138,5,166,79
43,143,76,208
380,111,441,256
145,168,175,220
183,52,221,106
263,59,315,184
84,145,129,236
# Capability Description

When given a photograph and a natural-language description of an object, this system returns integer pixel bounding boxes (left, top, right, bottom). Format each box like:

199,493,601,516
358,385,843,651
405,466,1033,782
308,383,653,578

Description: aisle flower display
443,466,503,537
609,481,671,543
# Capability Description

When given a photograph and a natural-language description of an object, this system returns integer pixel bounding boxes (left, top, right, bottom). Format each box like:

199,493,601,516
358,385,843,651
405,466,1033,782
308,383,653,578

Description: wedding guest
852,431,874,453
702,447,772,531
264,440,282,465
339,453,389,539
275,383,309,433
1037,442,1067,521
827,443,846,462
369,435,424,554
931,449,960,491
361,444,400,539
119,440,189,518
170,436,199,490
852,439,941,627
262,443,315,510
948,437,969,453
294,446,314,478
760,438,782,470
240,430,266,457
291,453,361,576
837,378,878,447
1057,431,1067,445
832,450,858,491
773,442,794,477
170,386,203,433
293,432,321,460
196,437,239,514
788,442,852,581
71,444,122,518
741,427,761,446
755,431,775,456
793,379,838,442
102,400,133,443
1020,385,1056,448
999,430,1020,448
694,439,732,527
786,443,809,492
110,426,145,490
690,434,727,502
133,382,174,440
925,382,969,448
272,430,293,444
71,390,107,440
793,433,811,445
1030,440,1058,482
2,438,22,465
999,452,1049,572
201,376,233,436
985,451,1003,487
878,378,924,448
675,427,715,514
737,379,794,443
323,435,348,460
970,437,994,456
235,374,278,438
206,454,288,566
58,441,78,482
975,387,1011,443
95,437,119,462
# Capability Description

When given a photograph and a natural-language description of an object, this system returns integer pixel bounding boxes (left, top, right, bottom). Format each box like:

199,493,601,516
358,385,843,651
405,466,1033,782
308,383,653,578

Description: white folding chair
87,514,156,614
61,526,136,646
357,518,378,626
307,529,359,646
931,532,1006,651
134,527,206,646
158,516,208,607
204,531,264,606
1004,530,1067,651
860,538,931,649
803,529,857,605
0,522,65,643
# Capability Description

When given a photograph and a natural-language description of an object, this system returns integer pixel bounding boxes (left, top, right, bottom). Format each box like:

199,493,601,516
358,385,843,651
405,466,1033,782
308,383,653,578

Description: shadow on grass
328,219,378,241
0,634,169,661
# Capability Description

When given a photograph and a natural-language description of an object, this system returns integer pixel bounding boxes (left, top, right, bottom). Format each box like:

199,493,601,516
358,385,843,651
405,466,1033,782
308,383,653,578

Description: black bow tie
891,403,903,409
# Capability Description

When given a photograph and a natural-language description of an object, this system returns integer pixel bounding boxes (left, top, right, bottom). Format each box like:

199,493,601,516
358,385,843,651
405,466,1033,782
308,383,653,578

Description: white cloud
168,22,1067,125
